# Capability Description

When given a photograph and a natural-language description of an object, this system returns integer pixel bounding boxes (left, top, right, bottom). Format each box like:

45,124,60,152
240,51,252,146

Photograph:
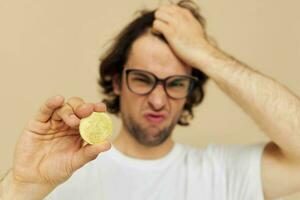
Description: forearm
0,171,54,200
196,45,300,161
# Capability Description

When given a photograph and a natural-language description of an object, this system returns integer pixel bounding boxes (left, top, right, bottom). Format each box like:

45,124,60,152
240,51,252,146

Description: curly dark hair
98,0,209,126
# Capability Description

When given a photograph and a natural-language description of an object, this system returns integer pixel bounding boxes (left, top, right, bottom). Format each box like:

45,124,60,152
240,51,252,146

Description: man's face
115,33,191,146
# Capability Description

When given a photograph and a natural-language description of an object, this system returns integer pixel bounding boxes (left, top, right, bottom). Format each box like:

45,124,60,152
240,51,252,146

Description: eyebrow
125,67,190,77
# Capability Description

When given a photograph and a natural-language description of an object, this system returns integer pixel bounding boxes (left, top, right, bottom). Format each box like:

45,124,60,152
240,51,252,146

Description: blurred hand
12,95,111,189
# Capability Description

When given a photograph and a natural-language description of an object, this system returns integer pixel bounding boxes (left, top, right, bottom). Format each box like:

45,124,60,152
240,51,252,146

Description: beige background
0,0,299,199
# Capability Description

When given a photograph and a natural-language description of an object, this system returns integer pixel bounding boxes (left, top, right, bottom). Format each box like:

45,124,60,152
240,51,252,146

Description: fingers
35,95,65,123
153,4,194,36
52,97,108,128
167,4,192,17
157,4,178,17
68,97,107,118
94,102,107,112
53,103,80,128
35,95,108,130
67,97,92,119
155,4,191,22
152,19,172,37
72,141,111,170
155,9,174,24
153,6,178,37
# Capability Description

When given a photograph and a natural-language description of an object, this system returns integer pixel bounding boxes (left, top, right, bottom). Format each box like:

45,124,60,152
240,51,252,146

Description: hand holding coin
8,96,111,199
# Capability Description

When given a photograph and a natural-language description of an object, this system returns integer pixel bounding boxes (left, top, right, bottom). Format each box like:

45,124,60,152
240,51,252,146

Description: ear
112,74,121,95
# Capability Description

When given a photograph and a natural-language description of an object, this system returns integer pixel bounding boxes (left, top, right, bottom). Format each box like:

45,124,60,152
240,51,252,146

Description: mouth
144,113,166,124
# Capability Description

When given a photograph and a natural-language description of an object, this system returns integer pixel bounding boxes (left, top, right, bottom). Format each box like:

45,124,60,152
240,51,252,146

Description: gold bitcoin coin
79,112,113,144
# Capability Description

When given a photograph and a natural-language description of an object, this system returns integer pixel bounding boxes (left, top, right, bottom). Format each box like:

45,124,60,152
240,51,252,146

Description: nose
147,83,167,111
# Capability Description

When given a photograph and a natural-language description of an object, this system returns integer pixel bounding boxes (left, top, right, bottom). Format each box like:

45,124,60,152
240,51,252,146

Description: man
1,1,300,199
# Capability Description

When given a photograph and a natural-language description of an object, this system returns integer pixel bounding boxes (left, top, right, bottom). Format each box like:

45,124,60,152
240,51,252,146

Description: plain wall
0,0,299,199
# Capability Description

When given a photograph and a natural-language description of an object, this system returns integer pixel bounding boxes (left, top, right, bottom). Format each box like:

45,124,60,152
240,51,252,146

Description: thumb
72,141,111,170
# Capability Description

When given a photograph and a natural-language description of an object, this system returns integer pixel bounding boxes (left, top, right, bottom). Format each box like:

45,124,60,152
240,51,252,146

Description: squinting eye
168,80,185,87
135,78,149,83
132,77,152,84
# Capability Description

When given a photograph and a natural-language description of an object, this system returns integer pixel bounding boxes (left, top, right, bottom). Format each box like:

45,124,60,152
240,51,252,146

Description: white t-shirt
45,143,266,200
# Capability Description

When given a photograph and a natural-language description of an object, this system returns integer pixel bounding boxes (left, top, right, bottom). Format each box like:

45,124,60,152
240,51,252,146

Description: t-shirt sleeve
205,142,267,200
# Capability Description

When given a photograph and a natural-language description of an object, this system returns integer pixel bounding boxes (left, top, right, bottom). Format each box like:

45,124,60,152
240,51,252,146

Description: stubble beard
122,113,180,147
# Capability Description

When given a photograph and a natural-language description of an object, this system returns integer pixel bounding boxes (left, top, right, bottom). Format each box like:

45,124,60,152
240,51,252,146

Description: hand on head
153,4,211,68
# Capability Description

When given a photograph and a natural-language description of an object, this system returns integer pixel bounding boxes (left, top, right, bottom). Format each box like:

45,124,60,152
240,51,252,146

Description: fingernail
95,103,107,111
102,141,111,149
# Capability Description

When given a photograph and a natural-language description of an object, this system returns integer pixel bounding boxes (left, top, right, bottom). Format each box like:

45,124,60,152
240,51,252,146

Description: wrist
194,42,238,76
0,171,54,200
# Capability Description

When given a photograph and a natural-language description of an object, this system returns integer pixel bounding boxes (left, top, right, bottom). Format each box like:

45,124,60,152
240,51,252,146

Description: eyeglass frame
124,68,199,99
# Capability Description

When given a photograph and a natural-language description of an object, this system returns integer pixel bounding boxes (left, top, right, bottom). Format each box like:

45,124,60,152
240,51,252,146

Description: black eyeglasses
125,69,198,99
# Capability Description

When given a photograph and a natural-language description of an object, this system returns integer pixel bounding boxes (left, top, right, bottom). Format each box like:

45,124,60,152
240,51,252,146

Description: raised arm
153,4,300,199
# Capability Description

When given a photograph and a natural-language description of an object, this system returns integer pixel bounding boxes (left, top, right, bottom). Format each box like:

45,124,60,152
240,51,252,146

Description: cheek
120,85,145,115
170,99,186,117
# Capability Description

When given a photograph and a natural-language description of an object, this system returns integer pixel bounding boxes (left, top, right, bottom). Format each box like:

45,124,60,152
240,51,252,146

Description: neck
113,126,174,159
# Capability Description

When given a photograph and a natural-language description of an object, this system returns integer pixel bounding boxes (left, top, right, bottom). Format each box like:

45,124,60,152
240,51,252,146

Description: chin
144,124,166,135
123,113,174,146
